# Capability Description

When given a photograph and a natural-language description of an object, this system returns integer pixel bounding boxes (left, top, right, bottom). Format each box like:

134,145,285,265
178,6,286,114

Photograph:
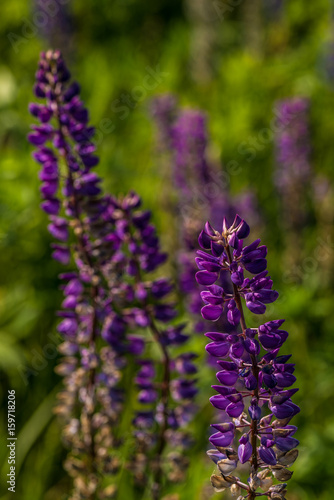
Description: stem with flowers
196,215,299,500
28,49,198,500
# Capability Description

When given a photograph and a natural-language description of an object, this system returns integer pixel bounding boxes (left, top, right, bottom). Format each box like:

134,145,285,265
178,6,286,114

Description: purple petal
51,245,70,265
236,219,250,239
201,305,222,321
211,422,235,433
230,342,244,358
245,296,266,315
64,279,83,296
217,361,238,371
212,385,237,396
275,437,299,452
269,400,300,419
209,395,228,410
270,389,299,405
206,449,227,464
245,374,257,390
209,431,234,447
244,259,267,274
201,261,222,272
226,400,244,418
274,373,297,388
204,221,216,237
205,332,229,341
227,307,241,326
238,441,252,463
198,230,211,249
243,338,260,355
259,446,277,465
196,270,218,285
259,333,282,350
206,342,230,357
216,371,239,386
138,389,158,404
41,198,61,215
57,318,78,337
248,404,261,420
48,218,68,241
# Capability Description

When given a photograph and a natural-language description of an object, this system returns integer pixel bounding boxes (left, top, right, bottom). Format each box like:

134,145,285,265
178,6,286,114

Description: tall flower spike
102,195,198,498
29,51,197,500
196,215,299,500
151,101,260,337
29,49,127,500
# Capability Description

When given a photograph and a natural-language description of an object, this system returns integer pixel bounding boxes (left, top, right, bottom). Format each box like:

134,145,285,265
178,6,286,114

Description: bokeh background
0,1,334,499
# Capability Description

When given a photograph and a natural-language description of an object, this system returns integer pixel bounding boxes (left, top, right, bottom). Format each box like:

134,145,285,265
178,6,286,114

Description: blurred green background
1,0,334,499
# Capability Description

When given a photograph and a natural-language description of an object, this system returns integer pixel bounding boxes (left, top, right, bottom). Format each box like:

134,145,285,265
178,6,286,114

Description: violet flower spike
29,51,197,500
109,196,198,498
29,49,127,500
196,215,299,500
151,100,261,340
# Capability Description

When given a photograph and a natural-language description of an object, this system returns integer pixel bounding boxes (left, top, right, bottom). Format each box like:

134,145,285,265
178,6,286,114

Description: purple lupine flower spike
103,194,198,496
151,99,260,340
171,110,211,196
29,51,197,500
196,215,299,500
29,50,125,500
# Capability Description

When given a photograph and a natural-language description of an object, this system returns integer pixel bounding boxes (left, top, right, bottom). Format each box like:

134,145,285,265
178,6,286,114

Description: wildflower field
0,1,334,499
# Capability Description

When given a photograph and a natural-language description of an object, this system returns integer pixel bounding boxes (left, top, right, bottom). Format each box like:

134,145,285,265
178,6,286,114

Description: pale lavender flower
151,99,260,336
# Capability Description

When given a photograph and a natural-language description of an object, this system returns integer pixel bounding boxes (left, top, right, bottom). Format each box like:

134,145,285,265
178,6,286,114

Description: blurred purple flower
29,51,197,499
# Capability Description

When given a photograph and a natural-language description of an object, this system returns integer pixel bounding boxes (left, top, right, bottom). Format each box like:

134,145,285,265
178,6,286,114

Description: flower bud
217,458,238,475
210,474,230,491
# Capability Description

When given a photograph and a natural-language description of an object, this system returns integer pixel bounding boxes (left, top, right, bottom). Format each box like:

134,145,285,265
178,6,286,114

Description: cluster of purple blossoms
196,215,299,500
151,97,260,338
171,110,211,199
28,51,197,500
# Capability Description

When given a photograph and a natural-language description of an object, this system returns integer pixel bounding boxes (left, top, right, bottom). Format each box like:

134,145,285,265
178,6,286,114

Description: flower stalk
29,50,198,500
196,215,299,500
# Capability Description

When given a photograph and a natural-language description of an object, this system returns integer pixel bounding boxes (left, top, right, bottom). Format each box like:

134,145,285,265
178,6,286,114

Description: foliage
0,1,334,499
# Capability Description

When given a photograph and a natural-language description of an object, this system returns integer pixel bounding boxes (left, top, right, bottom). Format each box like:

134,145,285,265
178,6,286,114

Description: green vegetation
0,1,334,498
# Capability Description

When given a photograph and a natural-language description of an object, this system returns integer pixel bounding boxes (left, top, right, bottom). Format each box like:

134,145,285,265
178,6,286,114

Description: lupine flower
196,215,299,499
29,51,197,500
106,196,198,497
171,110,211,198
151,100,260,337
